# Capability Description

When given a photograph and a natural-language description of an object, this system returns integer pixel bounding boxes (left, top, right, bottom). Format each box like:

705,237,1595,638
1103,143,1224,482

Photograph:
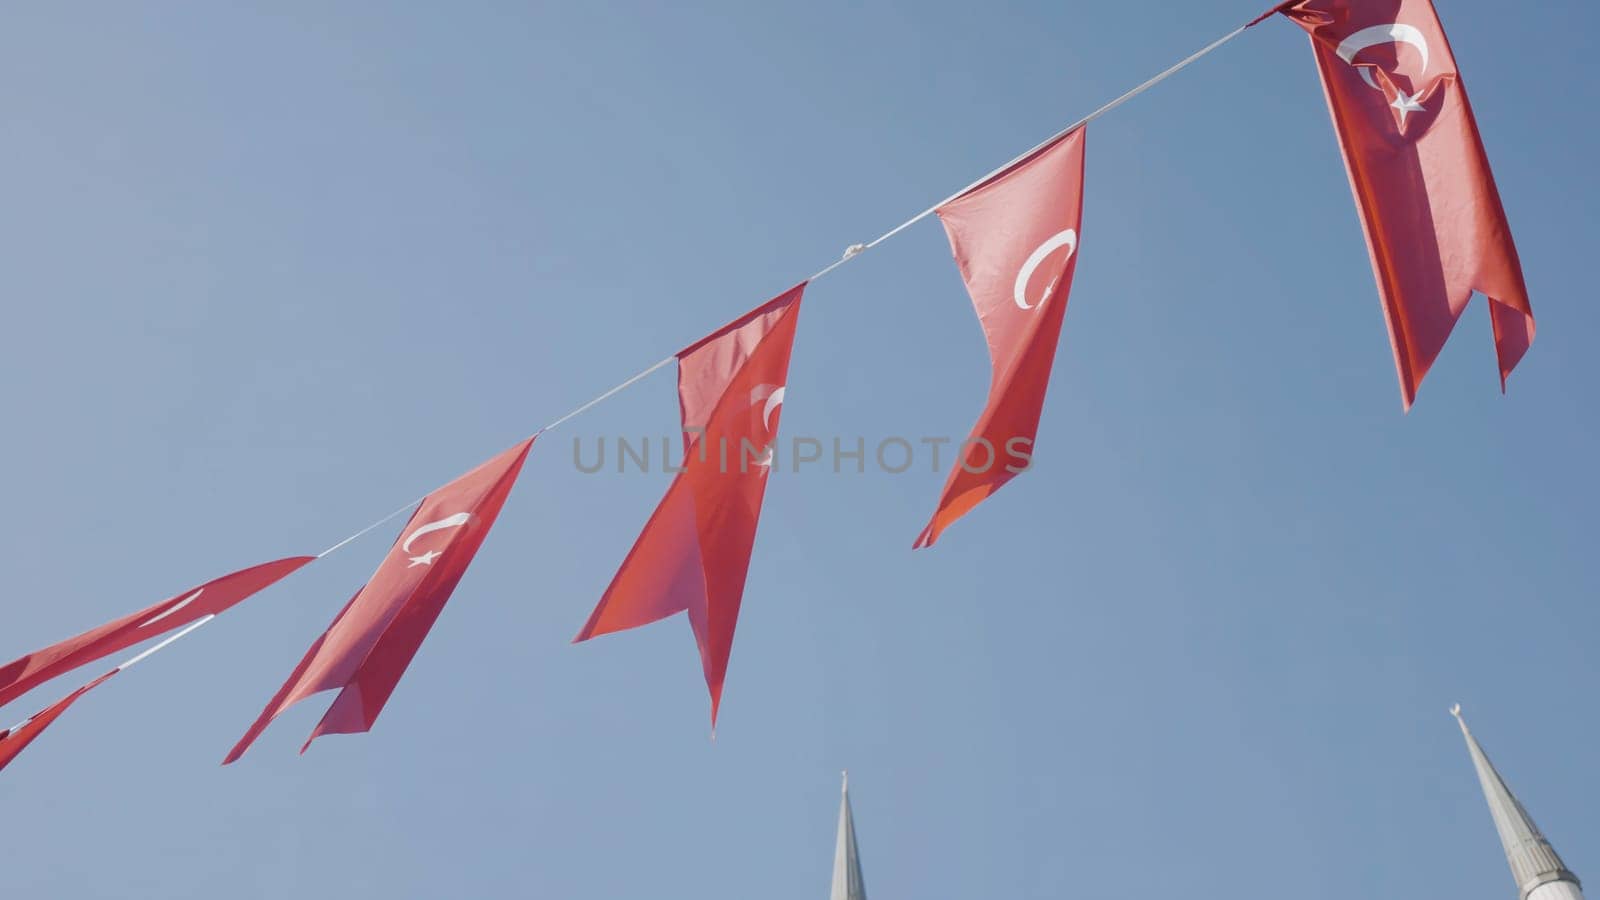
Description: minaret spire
830,771,867,900
1452,705,1583,900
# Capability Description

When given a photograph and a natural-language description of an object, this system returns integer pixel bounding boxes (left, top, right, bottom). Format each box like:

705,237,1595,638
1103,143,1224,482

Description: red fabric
0,557,312,712
224,438,534,762
1280,0,1533,408
0,670,117,774
916,129,1086,548
575,285,804,726
1249,1,1300,28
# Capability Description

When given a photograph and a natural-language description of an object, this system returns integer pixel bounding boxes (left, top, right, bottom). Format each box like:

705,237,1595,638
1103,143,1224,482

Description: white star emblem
407,550,442,568
1390,89,1427,127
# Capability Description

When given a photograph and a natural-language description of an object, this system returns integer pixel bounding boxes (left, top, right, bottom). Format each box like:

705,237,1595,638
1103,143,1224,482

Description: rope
538,18,1258,438
309,17,1260,562
1,16,1270,735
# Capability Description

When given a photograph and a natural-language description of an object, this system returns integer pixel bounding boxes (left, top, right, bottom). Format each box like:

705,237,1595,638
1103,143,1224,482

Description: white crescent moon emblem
762,387,785,430
749,384,786,431
139,588,203,628
1336,23,1429,90
1013,229,1077,310
402,512,472,553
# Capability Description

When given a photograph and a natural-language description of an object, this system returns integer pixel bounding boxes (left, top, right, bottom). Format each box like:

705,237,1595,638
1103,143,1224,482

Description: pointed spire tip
1452,705,1578,895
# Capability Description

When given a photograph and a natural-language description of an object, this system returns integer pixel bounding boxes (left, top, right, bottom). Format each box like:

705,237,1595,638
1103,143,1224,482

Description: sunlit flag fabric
223,438,534,762
574,284,804,727
915,128,1086,548
1274,0,1534,408
0,557,313,711
0,671,116,774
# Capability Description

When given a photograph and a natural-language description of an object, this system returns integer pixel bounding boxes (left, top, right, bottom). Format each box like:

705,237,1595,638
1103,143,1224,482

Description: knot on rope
843,243,867,260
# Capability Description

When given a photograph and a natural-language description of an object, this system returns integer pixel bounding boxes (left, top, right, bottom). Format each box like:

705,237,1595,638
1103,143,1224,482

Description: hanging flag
224,437,534,763
0,557,313,711
1273,0,1534,408
0,671,117,774
915,128,1086,549
574,285,804,727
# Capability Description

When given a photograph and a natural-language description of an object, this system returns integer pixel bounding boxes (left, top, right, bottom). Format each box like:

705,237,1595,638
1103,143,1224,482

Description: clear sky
1,2,1594,897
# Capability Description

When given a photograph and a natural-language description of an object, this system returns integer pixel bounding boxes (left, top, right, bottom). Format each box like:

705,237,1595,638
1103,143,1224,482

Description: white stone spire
1453,705,1583,900
830,771,867,900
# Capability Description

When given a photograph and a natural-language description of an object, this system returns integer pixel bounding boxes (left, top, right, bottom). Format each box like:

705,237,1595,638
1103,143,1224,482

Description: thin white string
317,497,421,558
0,616,220,734
838,21,1253,261
542,18,1256,435
0,19,1265,735
116,615,216,672
542,356,677,432
310,17,1259,563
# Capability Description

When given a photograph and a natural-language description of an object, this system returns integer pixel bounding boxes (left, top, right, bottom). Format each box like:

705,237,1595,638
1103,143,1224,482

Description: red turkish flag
0,671,117,774
1276,0,1534,407
915,128,1086,549
0,557,312,712
574,285,803,726
224,438,534,762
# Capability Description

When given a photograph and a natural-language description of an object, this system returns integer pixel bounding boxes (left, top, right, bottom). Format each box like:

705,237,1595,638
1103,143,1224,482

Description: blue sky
1,1,1595,897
